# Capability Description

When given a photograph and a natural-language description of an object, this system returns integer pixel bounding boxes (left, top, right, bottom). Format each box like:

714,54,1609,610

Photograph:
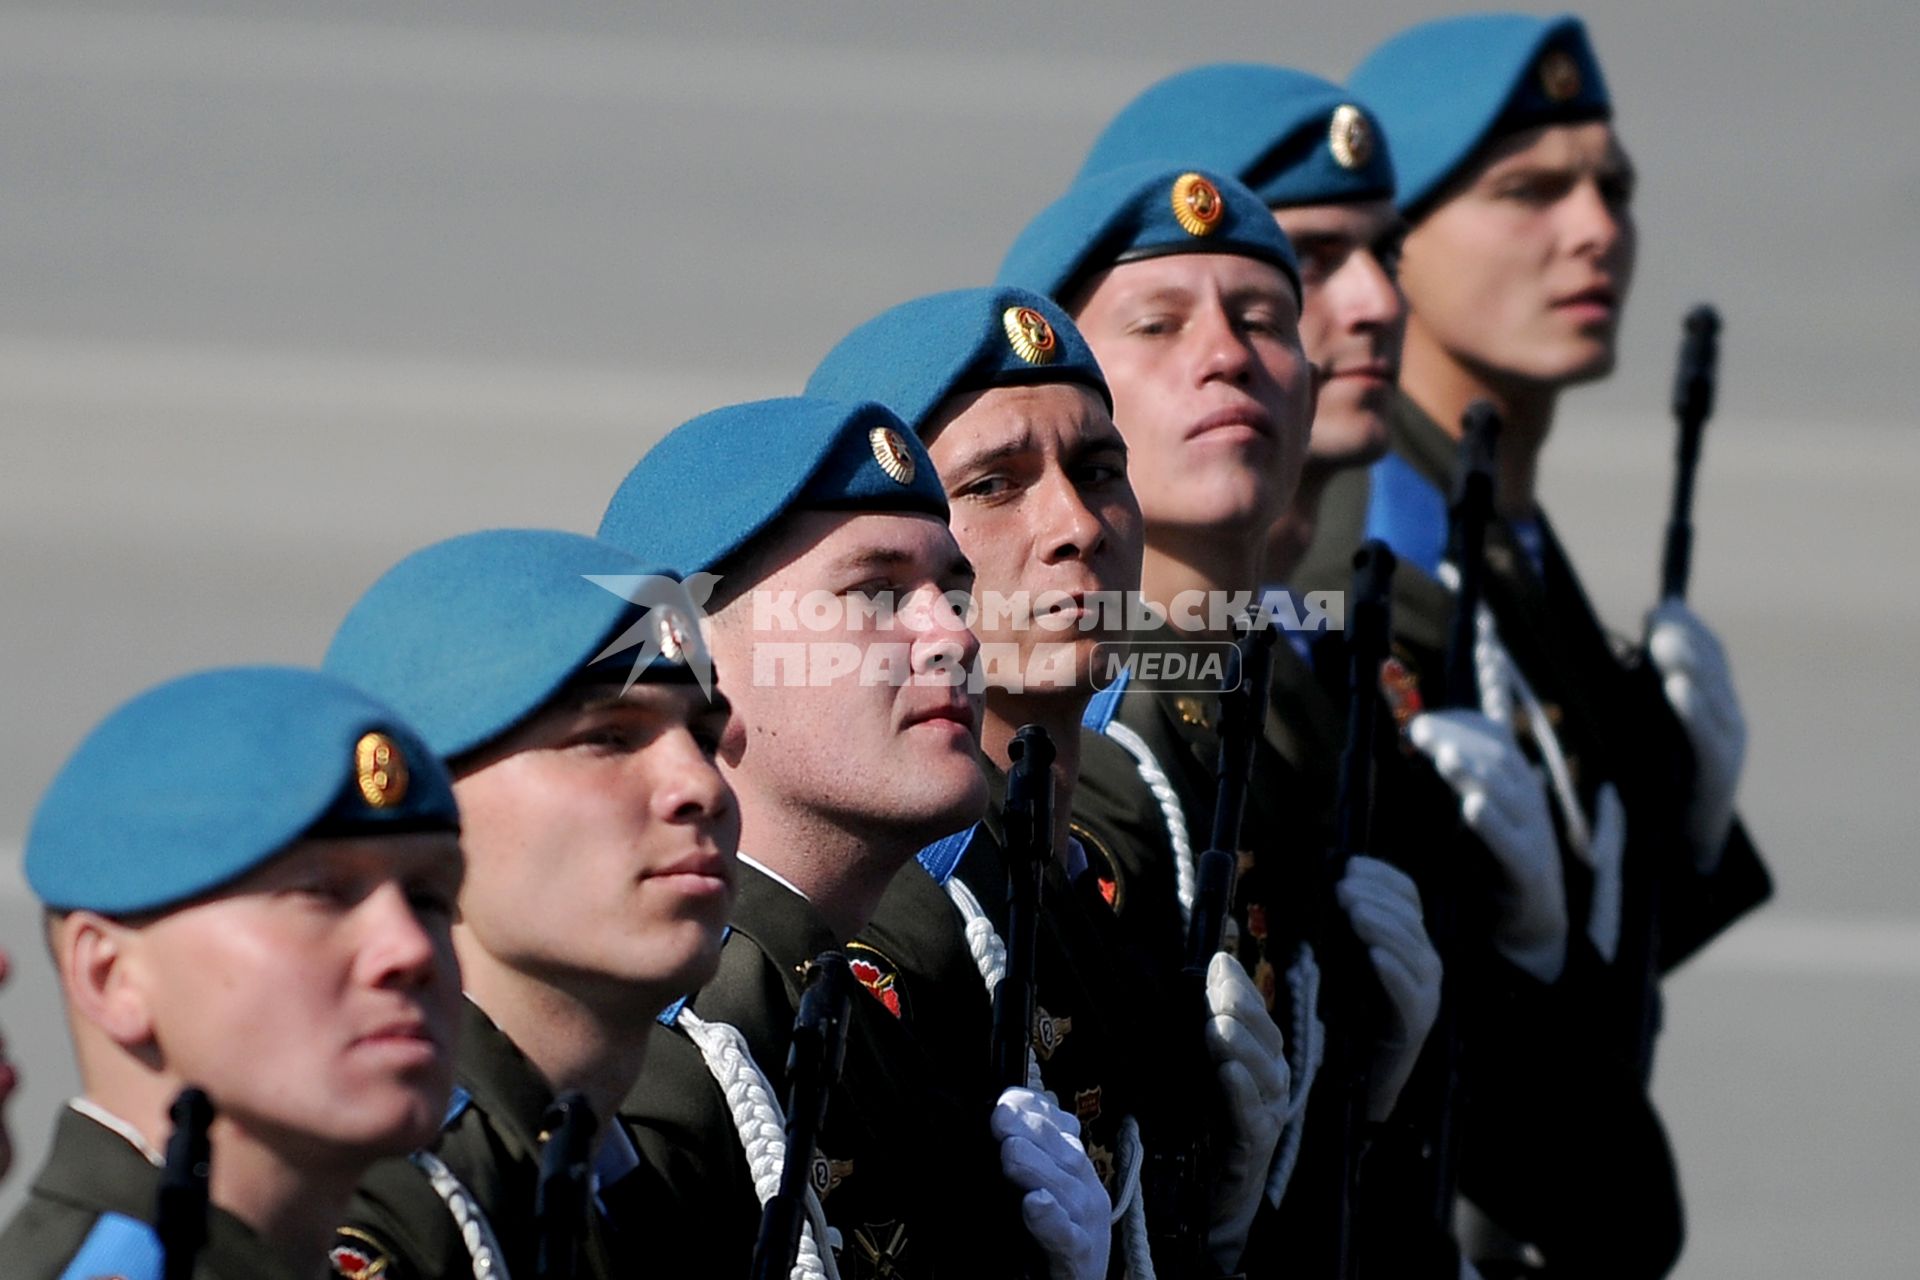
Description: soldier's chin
1535,334,1618,387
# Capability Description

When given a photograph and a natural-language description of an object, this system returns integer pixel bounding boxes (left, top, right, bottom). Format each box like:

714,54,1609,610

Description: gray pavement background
2,3,1916,1272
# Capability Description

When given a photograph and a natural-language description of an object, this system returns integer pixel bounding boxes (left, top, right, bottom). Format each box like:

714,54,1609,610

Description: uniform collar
726,862,840,970
452,998,559,1165
32,1107,306,1280
32,1105,161,1223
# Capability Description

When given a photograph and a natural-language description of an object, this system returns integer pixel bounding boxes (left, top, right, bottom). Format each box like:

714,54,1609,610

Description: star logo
581,572,720,698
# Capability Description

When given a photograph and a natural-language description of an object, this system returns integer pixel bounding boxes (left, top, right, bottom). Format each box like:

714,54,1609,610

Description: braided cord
408,1149,510,1280
1265,942,1325,1207
943,876,1045,1091
1100,720,1198,926
677,1011,841,1280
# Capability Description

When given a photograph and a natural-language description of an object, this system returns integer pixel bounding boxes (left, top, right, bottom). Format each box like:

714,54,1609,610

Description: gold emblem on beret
354,732,408,809
1171,172,1224,237
1002,305,1059,366
653,605,691,665
1538,47,1582,103
867,424,916,486
1328,104,1374,170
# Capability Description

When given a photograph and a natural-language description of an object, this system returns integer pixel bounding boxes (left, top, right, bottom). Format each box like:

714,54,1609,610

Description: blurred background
2,3,1915,1272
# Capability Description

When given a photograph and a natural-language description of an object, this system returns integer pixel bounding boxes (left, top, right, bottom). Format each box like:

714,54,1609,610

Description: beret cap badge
353,731,409,808
1328,104,1374,170
1170,172,1224,236
1002,305,1060,366
867,425,917,486
653,606,691,665
1538,47,1583,102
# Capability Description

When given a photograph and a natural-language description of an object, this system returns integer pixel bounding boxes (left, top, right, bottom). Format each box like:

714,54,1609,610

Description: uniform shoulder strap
1364,449,1450,579
914,824,982,887
59,1211,163,1280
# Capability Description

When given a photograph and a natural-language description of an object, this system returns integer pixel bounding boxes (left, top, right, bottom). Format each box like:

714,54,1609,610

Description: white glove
1646,599,1745,869
1335,856,1443,1122
992,1087,1111,1280
1202,951,1289,1272
1409,709,1569,984
1584,782,1627,963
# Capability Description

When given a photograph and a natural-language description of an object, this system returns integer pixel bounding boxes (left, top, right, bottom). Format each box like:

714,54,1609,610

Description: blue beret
1077,64,1394,209
805,287,1110,436
598,397,947,578
26,666,459,914
1351,13,1611,216
995,164,1300,306
326,528,709,762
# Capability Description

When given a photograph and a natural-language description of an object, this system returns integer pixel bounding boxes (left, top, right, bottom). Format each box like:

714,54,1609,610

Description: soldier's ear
60,912,158,1050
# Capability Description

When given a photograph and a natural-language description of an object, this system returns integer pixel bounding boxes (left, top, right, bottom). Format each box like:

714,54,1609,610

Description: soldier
1296,14,1770,1274
1073,62,1695,1277
1077,64,1409,579
599,396,1110,1280
3,666,465,1280
808,285,1293,1277
994,164,1445,1271
324,529,734,1279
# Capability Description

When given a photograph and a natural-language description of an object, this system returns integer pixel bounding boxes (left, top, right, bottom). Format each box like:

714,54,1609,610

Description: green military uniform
1,1107,302,1280
861,746,1214,1278
1293,389,1771,1275
1301,390,1771,1027
1076,626,1357,1272
622,862,1024,1280
1070,728,1193,980
339,999,679,1280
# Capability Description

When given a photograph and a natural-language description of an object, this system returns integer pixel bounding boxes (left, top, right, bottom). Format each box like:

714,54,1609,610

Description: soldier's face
1399,121,1637,388
708,510,987,848
922,382,1142,697
1071,252,1314,544
134,833,464,1160
1273,198,1405,469
452,682,739,1007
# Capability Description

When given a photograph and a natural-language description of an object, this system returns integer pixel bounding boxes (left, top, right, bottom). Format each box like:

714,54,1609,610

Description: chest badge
1032,1005,1074,1060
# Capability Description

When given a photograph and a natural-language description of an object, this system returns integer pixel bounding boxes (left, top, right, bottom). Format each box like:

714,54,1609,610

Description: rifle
1189,615,1279,979
992,724,1056,1280
1622,304,1724,1078
1660,305,1722,603
750,951,855,1280
1141,616,1281,1276
1324,541,1397,1280
992,724,1056,1091
534,1091,597,1280
156,1086,213,1280
1415,402,1502,1228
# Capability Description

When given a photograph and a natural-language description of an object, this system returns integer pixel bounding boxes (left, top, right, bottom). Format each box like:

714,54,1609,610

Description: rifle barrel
1661,304,1722,602
157,1086,214,1280
992,724,1055,1091
750,951,855,1280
